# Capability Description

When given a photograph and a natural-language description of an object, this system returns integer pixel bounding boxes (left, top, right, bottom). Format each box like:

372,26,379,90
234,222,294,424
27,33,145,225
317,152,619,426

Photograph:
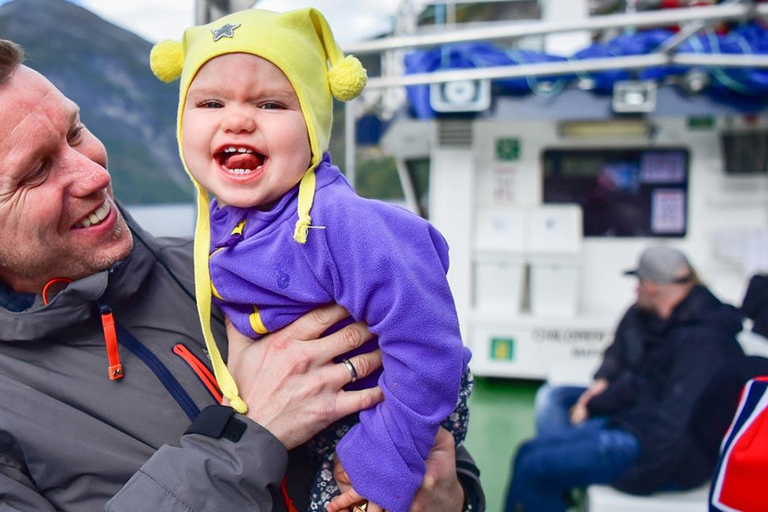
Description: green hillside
0,0,192,204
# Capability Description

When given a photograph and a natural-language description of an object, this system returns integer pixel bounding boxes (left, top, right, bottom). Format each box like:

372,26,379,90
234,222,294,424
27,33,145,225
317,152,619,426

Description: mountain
0,0,193,204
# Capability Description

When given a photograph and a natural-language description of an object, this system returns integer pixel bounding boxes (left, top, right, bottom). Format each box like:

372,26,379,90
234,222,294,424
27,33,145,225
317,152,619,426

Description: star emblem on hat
211,23,241,42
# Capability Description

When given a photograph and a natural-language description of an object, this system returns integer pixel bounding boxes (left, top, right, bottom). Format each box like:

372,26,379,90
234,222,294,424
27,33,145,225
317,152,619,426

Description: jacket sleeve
593,307,638,381
586,371,640,416
314,200,469,512
104,415,288,512
593,335,624,381
456,445,486,512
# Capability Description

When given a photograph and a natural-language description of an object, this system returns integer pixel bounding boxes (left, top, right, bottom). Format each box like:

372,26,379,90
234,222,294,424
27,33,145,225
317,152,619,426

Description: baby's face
182,53,312,208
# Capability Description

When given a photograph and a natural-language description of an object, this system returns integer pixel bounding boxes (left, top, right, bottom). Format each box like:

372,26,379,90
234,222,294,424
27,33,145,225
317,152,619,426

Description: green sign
490,337,515,361
496,138,520,162
687,116,715,130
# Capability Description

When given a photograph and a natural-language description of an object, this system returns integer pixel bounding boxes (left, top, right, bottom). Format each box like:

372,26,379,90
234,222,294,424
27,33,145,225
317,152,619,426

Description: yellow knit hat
151,7,367,243
149,8,367,414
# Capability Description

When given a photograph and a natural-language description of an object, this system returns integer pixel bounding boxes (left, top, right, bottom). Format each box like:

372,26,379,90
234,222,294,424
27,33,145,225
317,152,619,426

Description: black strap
186,405,247,442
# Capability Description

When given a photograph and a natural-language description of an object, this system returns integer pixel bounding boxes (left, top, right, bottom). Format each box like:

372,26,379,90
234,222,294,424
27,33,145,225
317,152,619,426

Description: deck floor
464,377,539,512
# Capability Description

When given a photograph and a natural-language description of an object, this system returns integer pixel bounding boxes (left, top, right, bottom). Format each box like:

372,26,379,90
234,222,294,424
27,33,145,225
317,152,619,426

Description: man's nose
65,148,111,197
222,110,256,134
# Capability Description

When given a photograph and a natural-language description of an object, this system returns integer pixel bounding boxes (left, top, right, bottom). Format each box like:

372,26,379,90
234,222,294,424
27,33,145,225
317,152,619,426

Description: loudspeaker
429,79,491,113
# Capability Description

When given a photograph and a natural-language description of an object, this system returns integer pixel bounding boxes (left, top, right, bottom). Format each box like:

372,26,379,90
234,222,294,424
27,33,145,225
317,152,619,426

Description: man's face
181,53,312,208
635,279,657,314
0,66,133,293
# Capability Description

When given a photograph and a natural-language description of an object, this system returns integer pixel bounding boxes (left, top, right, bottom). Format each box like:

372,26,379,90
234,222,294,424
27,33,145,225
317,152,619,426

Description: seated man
534,303,654,435
504,246,745,512
0,39,485,512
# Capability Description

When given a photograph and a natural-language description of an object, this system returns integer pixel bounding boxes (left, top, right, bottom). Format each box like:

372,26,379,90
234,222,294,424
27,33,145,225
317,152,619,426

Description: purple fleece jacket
208,153,470,512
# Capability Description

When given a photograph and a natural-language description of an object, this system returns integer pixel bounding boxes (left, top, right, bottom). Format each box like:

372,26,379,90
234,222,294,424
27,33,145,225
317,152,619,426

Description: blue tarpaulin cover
403,21,768,118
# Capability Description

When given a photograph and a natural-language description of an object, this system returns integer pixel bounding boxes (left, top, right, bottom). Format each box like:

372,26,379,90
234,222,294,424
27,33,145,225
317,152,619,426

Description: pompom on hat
150,8,367,414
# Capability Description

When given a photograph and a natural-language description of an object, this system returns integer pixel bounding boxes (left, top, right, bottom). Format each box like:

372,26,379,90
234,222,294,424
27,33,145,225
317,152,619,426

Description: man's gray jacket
0,213,484,511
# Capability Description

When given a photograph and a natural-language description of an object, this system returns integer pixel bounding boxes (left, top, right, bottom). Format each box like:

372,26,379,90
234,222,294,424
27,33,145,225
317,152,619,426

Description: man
534,303,651,435
0,39,484,512
504,245,744,512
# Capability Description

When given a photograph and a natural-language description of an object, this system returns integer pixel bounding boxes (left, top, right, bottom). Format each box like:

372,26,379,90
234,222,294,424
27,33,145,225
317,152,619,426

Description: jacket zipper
112,322,201,421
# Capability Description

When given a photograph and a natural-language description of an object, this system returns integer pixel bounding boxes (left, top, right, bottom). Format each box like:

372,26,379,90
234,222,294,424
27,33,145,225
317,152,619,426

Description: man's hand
410,428,464,512
569,403,589,426
582,379,609,402
225,304,384,450
569,378,609,426
329,428,464,512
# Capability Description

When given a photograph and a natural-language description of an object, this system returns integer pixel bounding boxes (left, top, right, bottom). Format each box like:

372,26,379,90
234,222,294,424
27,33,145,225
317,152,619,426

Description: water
124,203,195,238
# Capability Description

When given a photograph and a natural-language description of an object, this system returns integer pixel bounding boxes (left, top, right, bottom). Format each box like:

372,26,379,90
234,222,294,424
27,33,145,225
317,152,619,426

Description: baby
151,8,471,512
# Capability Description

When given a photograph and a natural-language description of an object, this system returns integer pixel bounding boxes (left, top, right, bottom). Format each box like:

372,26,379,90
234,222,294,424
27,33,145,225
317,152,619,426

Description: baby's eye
198,100,223,109
260,101,283,110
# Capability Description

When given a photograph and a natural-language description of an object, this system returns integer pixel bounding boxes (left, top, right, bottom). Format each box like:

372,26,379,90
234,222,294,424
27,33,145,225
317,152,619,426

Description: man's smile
73,200,111,229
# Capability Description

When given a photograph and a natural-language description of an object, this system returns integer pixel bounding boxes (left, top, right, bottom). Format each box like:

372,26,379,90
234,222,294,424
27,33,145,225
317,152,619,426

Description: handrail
365,53,768,88
344,3,768,55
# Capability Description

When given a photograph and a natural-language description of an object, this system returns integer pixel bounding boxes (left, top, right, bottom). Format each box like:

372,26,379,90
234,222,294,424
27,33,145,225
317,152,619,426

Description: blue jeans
504,419,640,512
534,383,587,436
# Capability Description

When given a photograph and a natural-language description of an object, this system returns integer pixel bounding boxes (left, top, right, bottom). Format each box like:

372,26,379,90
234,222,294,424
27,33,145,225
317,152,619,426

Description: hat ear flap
150,40,184,83
308,8,367,101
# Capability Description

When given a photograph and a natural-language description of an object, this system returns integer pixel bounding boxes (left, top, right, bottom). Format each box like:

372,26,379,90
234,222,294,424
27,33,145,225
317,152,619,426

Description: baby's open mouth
215,146,265,175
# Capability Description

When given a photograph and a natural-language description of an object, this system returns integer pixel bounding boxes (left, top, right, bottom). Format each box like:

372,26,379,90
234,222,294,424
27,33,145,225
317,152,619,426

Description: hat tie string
293,169,317,244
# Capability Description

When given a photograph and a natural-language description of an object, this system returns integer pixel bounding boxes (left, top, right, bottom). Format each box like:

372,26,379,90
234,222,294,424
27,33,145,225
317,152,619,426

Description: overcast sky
10,0,402,47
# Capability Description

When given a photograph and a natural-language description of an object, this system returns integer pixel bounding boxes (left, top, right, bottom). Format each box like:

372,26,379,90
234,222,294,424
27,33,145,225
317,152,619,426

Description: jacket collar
0,204,160,342
665,284,742,335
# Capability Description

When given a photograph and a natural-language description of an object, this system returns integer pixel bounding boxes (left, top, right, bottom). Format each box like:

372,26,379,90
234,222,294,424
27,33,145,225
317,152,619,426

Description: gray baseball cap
624,246,694,284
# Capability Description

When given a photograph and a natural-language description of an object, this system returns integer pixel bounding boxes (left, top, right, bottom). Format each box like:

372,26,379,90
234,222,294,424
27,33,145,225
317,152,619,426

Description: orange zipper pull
98,303,123,380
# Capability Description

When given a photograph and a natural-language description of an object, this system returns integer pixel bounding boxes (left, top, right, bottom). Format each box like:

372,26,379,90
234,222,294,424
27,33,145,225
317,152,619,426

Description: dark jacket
684,274,768,462
593,305,651,382
688,355,768,462
588,306,662,416
605,285,744,495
